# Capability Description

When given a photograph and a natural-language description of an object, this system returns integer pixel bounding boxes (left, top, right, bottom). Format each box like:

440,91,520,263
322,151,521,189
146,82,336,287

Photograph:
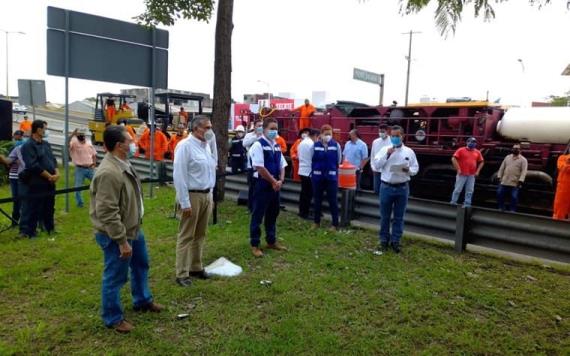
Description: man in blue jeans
90,125,163,333
372,125,419,253
69,128,97,207
450,137,484,207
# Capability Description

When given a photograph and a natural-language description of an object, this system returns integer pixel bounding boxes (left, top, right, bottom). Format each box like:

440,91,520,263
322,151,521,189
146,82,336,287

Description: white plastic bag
204,257,243,277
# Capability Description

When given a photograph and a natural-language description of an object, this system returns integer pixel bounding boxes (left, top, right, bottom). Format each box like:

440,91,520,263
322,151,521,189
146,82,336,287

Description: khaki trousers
175,192,213,278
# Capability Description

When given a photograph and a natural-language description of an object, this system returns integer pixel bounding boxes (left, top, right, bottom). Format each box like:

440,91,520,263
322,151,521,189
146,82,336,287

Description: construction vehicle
88,93,144,144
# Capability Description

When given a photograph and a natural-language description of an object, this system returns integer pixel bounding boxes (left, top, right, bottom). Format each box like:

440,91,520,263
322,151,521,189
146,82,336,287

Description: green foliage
400,0,569,35
136,0,215,26
548,93,570,106
0,185,569,354
0,140,14,186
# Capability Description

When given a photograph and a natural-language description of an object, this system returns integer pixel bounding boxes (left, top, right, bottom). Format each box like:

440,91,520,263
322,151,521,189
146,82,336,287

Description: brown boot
251,246,264,257
134,302,164,313
266,242,288,251
112,320,134,333
328,226,338,232
311,223,320,230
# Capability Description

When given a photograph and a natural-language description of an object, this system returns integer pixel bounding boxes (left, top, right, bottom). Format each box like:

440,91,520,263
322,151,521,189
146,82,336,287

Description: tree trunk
212,0,233,201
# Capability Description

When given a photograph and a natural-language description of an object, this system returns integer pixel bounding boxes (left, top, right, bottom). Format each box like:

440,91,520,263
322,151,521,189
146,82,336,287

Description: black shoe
380,242,389,252
189,270,210,280
176,277,192,287
391,243,401,254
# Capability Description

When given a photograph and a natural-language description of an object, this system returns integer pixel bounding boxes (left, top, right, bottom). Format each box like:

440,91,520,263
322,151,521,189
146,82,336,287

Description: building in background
121,88,212,113
312,91,327,108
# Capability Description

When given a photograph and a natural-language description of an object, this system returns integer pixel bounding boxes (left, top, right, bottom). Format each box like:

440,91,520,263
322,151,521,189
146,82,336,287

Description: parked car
13,103,27,114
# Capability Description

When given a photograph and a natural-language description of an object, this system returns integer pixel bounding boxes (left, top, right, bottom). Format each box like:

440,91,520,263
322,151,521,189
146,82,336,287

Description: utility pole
0,30,25,97
402,30,421,106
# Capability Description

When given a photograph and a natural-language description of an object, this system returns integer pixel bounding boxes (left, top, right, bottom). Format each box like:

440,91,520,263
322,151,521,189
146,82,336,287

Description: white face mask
301,133,308,139
128,142,137,158
323,135,332,143
379,131,387,139
204,129,215,141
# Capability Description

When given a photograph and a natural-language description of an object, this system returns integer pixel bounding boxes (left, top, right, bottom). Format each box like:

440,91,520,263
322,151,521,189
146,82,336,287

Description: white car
13,103,27,114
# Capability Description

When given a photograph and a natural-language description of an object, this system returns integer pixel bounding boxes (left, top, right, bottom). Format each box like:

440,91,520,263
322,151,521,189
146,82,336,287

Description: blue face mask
43,131,49,141
390,136,402,146
467,142,477,149
267,130,278,140
256,127,263,134
14,139,24,147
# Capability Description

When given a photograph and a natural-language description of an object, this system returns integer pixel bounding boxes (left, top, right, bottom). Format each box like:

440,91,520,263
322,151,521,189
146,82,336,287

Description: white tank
497,107,570,144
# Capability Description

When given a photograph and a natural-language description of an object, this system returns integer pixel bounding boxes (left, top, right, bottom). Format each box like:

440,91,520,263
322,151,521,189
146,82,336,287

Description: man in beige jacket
90,125,163,333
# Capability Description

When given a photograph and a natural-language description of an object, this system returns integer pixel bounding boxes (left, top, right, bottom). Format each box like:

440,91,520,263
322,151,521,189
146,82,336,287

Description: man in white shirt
297,129,319,219
370,124,392,195
249,118,288,257
372,125,419,254
243,119,264,212
173,115,217,287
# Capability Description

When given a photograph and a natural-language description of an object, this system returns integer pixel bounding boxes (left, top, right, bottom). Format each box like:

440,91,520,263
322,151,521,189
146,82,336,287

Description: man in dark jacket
19,120,58,238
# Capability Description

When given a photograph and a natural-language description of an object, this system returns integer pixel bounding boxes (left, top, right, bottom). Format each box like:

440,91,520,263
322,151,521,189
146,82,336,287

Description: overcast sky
1,0,569,106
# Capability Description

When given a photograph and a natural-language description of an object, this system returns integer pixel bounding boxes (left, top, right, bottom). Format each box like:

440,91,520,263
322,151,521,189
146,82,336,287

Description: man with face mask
372,125,419,253
450,137,484,207
229,125,247,173
243,119,264,212
70,128,97,207
90,125,163,333
370,124,392,195
496,144,527,212
249,118,288,257
311,125,342,231
167,124,187,161
19,120,59,238
173,116,217,286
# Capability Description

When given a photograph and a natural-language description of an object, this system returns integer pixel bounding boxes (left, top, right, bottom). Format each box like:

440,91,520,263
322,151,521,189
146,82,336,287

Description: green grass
0,177,569,355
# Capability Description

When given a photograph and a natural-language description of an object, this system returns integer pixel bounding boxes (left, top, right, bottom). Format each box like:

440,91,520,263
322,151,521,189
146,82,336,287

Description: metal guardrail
50,143,570,264
223,174,570,264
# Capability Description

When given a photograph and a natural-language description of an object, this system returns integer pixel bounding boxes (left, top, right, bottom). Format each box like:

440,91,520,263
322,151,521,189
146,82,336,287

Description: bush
0,140,14,186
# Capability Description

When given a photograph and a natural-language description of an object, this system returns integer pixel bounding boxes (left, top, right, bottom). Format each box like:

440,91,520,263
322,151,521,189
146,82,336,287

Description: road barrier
49,144,570,264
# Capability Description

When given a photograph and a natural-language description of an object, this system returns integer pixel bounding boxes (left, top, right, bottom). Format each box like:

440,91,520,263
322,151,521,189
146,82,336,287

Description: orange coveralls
295,104,316,130
553,154,570,220
290,138,302,182
275,135,287,154
139,129,169,161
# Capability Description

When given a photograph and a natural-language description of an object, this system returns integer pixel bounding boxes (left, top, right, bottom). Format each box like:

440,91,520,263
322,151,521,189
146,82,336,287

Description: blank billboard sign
18,80,47,106
46,6,168,89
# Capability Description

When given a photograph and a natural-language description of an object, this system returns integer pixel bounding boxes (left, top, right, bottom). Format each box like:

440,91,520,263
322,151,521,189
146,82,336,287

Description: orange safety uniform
126,125,137,143
295,104,316,130
19,120,32,133
138,128,169,161
106,105,116,124
275,135,287,154
168,133,184,160
290,138,302,182
553,154,570,220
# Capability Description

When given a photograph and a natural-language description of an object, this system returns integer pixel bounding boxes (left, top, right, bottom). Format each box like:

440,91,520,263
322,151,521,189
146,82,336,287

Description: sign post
46,6,168,210
353,68,385,106
18,79,46,121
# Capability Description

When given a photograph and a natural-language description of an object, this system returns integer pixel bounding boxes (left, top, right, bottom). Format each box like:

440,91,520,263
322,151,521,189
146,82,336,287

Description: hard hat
235,125,245,132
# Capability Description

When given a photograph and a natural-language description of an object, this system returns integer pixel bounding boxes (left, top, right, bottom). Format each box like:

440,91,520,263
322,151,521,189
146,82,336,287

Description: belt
381,181,408,187
189,188,210,193
76,165,92,169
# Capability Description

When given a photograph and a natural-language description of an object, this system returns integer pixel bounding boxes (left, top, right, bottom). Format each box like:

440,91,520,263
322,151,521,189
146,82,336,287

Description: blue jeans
95,231,153,327
451,175,475,206
74,167,94,207
249,181,280,247
312,178,339,227
497,184,519,212
379,182,409,246
373,172,382,195
10,179,20,224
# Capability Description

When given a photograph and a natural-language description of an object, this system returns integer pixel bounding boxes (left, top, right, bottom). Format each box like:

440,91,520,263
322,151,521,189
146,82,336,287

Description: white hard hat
235,125,245,132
